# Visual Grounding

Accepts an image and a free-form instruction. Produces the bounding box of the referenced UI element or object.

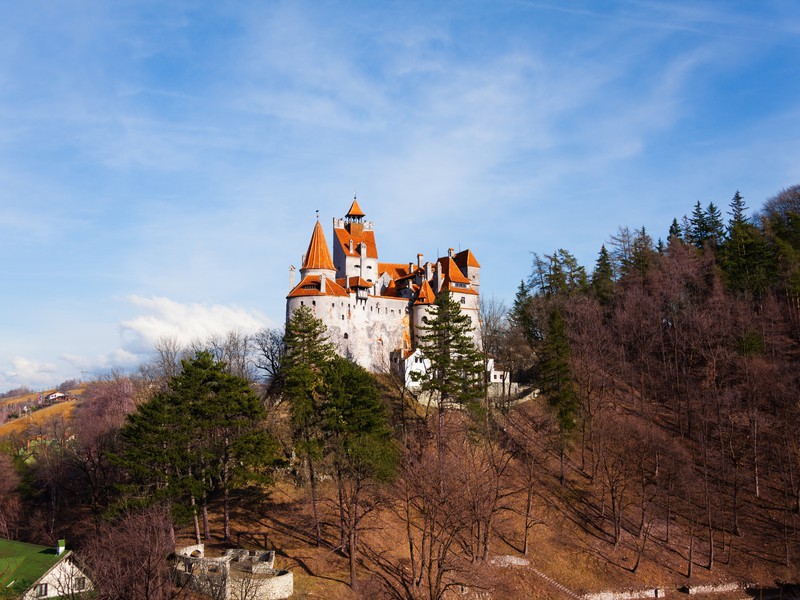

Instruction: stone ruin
[174,544,293,600]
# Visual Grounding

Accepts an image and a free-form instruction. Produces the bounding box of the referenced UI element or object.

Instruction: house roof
[287,274,349,298]
[454,249,480,269]
[438,257,471,284]
[379,263,411,280]
[414,279,436,305]
[346,197,366,218]
[333,227,378,259]
[302,221,336,272]
[0,539,65,595]
[344,276,373,289]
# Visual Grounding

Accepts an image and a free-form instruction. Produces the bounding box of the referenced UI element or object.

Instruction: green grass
[0,539,62,597]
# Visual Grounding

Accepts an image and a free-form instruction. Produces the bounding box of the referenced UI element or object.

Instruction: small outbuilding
[0,538,93,599]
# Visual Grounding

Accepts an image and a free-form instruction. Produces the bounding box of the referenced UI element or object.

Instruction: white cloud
[119,295,272,354]
[1,357,57,388]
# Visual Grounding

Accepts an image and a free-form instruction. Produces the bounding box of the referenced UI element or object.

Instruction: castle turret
[333,196,379,283]
[300,219,336,280]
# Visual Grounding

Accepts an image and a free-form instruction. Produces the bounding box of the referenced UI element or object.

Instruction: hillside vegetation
[1,186,800,599]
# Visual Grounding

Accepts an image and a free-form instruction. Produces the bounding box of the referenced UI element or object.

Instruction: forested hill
[495,184,800,580]
[2,185,800,598]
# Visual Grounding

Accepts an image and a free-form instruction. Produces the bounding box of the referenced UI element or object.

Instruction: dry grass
[0,400,76,437]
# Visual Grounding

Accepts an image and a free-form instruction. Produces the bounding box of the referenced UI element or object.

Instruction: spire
[302,220,335,272]
[346,195,365,220]
[414,279,436,305]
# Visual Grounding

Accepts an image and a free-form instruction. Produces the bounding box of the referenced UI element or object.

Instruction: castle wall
[287,294,410,372]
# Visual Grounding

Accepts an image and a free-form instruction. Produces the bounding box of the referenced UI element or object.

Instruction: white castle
[286,198,482,378]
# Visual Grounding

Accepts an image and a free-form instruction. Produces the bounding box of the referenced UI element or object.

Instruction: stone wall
[174,545,292,600]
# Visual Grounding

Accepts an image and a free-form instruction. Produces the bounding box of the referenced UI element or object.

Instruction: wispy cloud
[119,295,271,354]
[1,357,58,389]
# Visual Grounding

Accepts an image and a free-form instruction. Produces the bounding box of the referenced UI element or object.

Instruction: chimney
[425,261,432,281]
[448,248,454,258]
[320,273,326,294]
[408,262,413,274]
[57,539,66,555]
[435,264,444,292]
[417,253,424,268]
[289,265,295,289]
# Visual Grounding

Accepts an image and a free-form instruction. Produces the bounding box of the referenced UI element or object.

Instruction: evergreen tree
[625,226,654,279]
[668,218,683,244]
[509,280,538,344]
[728,190,748,228]
[537,306,579,483]
[530,250,588,298]
[590,244,615,305]
[706,202,725,246]
[322,356,397,590]
[281,305,336,545]
[183,352,278,541]
[719,220,774,298]
[413,290,484,412]
[689,201,710,249]
[116,351,277,542]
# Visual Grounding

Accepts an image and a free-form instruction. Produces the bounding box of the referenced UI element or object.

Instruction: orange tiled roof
[346,197,366,218]
[454,249,480,269]
[379,263,411,280]
[438,257,471,284]
[380,281,403,298]
[287,274,349,298]
[441,281,478,295]
[333,227,378,259]
[414,279,436,305]
[347,276,372,289]
[395,267,426,284]
[302,221,335,271]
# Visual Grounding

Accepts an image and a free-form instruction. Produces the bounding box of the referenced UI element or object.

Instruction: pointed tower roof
[414,279,436,305]
[346,196,366,219]
[302,220,335,272]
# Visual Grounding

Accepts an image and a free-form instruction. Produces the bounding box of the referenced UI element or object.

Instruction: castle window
[35,584,48,597]
[341,315,345,320]
[332,303,335,307]
[461,297,466,304]
[312,300,316,306]
[300,301,304,306]
[344,333,349,339]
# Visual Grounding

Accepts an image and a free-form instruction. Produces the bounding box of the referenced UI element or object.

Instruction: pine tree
[414,290,484,411]
[689,201,709,248]
[591,245,615,305]
[281,305,336,545]
[537,306,579,483]
[706,202,725,247]
[509,280,539,344]
[728,190,748,228]
[116,351,277,542]
[322,356,397,591]
[668,218,683,244]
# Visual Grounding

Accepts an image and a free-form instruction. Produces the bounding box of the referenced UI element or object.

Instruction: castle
[286,198,481,377]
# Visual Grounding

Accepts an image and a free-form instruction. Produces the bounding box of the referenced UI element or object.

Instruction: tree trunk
[523,482,533,556]
[191,495,201,545]
[308,455,322,546]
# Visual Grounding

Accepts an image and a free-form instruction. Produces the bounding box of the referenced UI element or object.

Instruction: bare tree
[253,327,285,396]
[0,453,20,538]
[82,505,180,600]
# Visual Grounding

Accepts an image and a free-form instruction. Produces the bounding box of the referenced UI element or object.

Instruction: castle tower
[332,196,379,285]
[300,219,336,280]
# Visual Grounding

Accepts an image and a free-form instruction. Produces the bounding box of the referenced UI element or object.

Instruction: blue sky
[2,1,799,390]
